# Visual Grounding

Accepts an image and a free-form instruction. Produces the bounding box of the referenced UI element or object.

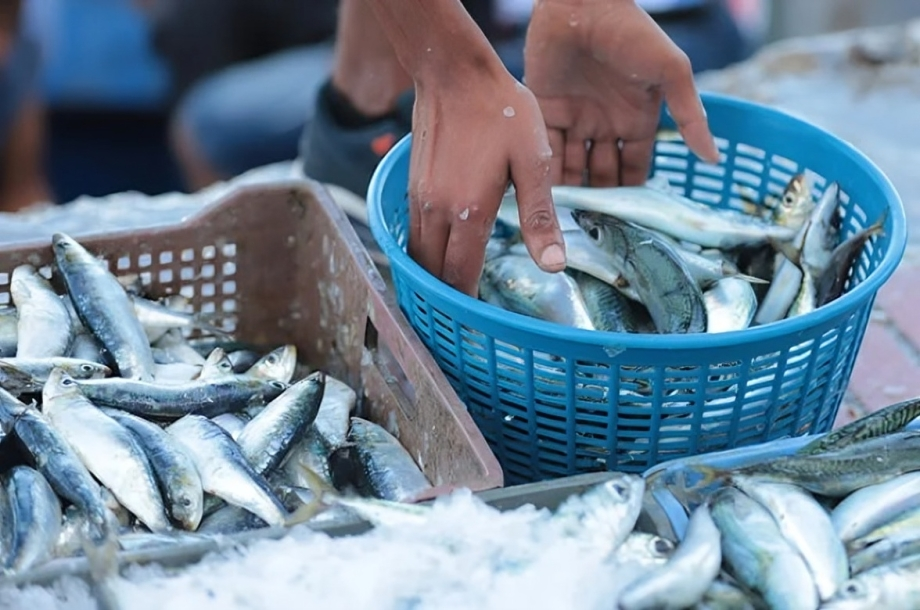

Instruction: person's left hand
[523,0,720,187]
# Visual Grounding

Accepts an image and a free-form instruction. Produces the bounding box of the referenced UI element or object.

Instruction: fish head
[773,173,814,230]
[200,347,234,379]
[66,360,112,380]
[821,579,882,610]
[42,367,84,402]
[570,210,606,244]
[246,345,297,383]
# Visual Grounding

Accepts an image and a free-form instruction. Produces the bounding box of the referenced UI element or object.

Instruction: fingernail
[540,244,566,270]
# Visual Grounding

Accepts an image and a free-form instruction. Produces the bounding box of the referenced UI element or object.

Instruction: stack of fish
[483,174,887,334]
[0,233,433,578]
[645,396,920,609]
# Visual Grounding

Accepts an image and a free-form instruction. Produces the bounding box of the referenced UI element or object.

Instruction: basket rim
[367,91,908,350]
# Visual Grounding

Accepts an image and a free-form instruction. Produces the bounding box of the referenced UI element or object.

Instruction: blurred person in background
[160,0,760,194]
[0,0,52,212]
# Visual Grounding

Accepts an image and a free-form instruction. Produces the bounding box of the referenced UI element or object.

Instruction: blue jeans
[176,1,750,178]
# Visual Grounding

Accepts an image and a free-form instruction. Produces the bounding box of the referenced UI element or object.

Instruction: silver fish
[69,330,107,364]
[210,412,251,440]
[822,554,920,610]
[130,294,229,343]
[544,185,797,249]
[0,308,17,357]
[703,278,757,333]
[7,392,114,550]
[618,504,722,610]
[153,362,203,385]
[42,369,170,532]
[52,233,156,382]
[0,362,41,395]
[786,269,817,319]
[0,357,110,385]
[74,375,288,419]
[552,473,645,554]
[710,487,819,610]
[167,414,288,528]
[572,270,652,333]
[815,211,887,308]
[280,427,335,488]
[731,476,847,601]
[771,173,815,231]
[849,527,920,575]
[102,408,204,531]
[10,265,74,358]
[313,376,356,449]
[572,210,707,334]
[4,466,62,572]
[776,182,841,278]
[196,347,235,380]
[338,417,432,503]
[480,253,596,330]
[236,372,326,476]
[831,470,920,543]
[611,531,674,568]
[243,345,297,384]
[153,328,208,366]
[196,504,269,535]
[753,250,805,325]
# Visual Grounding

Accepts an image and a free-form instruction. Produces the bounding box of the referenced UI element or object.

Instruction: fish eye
[844,583,862,596]
[270,381,285,390]
[611,482,628,496]
[80,364,94,372]
[181,497,192,507]
[267,355,278,365]
[653,539,673,554]
[782,193,795,207]
[587,227,602,242]
[61,377,75,386]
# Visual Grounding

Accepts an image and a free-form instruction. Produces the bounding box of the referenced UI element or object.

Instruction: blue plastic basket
[366,92,907,485]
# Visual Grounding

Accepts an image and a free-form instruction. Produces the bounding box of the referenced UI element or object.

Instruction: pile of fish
[645,395,920,609]
[0,233,433,580]
[483,174,887,334]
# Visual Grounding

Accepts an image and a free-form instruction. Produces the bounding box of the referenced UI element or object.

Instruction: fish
[73,375,288,419]
[279,428,335,488]
[785,269,817,319]
[850,505,920,550]
[848,527,920,575]
[695,578,761,610]
[771,173,815,231]
[571,210,707,334]
[0,308,18,357]
[10,264,74,358]
[130,294,229,343]
[709,486,819,610]
[166,414,288,528]
[52,233,156,382]
[480,253,596,330]
[773,182,842,279]
[210,412,251,440]
[8,392,115,550]
[101,408,204,531]
[731,476,847,601]
[572,270,653,333]
[822,554,920,610]
[830,470,920,543]
[196,347,235,380]
[0,357,110,387]
[706,430,920,497]
[236,371,326,476]
[226,350,262,373]
[242,345,298,384]
[551,473,645,553]
[196,503,269,535]
[703,278,758,333]
[69,331,107,365]
[618,504,722,610]
[330,417,432,503]
[42,368,171,532]
[798,396,920,455]
[815,211,887,307]
[153,329,208,366]
[4,466,62,572]
[611,531,675,568]
[313,376,356,449]
[0,362,42,395]
[521,185,798,249]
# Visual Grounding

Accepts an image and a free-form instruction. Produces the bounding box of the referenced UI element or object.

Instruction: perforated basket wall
[368,92,907,485]
[0,182,503,495]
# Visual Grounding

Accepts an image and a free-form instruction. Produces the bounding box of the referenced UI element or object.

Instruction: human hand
[523,0,720,187]
[407,63,566,297]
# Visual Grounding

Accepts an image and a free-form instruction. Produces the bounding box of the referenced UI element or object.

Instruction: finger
[619,138,656,186]
[408,200,452,280]
[587,140,620,187]
[562,135,588,186]
[660,54,720,164]
[547,128,565,185]
[511,144,566,274]
[441,205,495,297]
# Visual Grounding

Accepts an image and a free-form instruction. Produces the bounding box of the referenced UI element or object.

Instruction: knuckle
[522,208,556,231]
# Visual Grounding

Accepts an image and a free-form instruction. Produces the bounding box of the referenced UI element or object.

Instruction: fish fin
[0,362,38,394]
[733,273,770,285]
[284,462,338,527]
[689,464,731,489]
[80,510,124,610]
[767,236,801,267]
[868,207,889,237]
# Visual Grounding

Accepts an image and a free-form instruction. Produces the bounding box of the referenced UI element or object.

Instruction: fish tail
[868,208,889,237]
[80,510,124,610]
[734,273,770,285]
[284,462,337,527]
[691,464,731,488]
[191,314,235,339]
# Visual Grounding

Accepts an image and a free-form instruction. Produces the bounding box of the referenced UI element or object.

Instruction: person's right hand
[407,62,566,297]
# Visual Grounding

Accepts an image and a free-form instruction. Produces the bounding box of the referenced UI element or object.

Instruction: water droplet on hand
[459,208,470,221]
[503,106,516,118]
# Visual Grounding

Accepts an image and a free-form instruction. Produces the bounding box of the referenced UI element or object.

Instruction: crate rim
[367,91,907,350]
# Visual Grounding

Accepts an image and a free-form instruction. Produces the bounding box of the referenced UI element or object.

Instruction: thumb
[510,141,566,273]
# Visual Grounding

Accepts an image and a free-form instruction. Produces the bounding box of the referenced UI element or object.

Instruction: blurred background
[4,0,920,209]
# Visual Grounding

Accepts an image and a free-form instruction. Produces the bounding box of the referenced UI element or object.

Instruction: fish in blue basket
[815,209,888,308]
[702,278,758,333]
[770,173,816,231]
[571,210,708,335]
[480,252,597,330]
[570,270,654,333]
